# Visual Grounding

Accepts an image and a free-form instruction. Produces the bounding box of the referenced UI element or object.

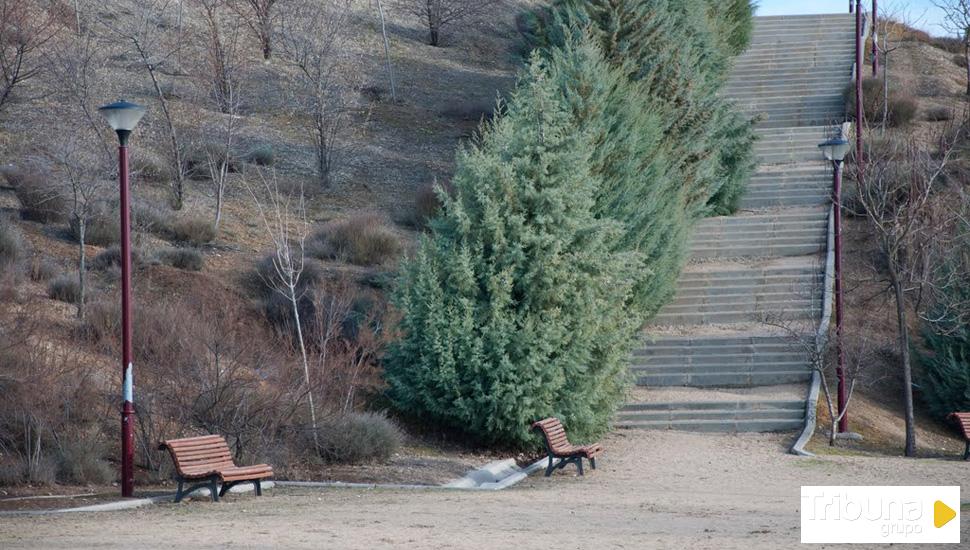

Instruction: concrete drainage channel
[0,458,552,516]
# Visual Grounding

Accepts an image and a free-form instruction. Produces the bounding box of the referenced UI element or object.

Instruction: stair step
[615,418,805,432]
[617,407,805,422]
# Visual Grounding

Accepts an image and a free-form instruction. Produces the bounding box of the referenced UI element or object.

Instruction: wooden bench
[947,412,970,460]
[158,434,274,502]
[531,417,603,477]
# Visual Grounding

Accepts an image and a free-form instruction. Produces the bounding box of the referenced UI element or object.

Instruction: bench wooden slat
[159,434,274,502]
[530,417,603,477]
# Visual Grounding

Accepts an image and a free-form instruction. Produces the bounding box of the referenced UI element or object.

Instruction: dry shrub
[954,54,968,69]
[917,78,945,98]
[931,36,964,54]
[0,315,108,485]
[243,144,275,166]
[156,247,204,271]
[29,256,58,282]
[90,245,145,271]
[250,255,325,337]
[309,213,401,266]
[47,274,80,303]
[926,106,954,122]
[69,207,119,247]
[317,412,402,463]
[171,216,216,245]
[888,95,918,127]
[185,142,238,180]
[440,99,495,122]
[846,79,919,127]
[0,218,24,273]
[131,149,173,183]
[82,294,292,476]
[132,200,176,238]
[2,166,67,224]
[401,181,452,229]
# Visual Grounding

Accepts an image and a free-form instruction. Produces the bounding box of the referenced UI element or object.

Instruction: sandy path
[2,431,968,549]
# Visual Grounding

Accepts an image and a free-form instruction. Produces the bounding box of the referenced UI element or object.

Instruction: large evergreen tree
[541,31,688,317]
[527,0,756,218]
[385,58,642,447]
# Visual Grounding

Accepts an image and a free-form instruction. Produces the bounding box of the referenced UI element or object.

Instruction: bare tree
[230,0,281,60]
[398,0,499,47]
[42,134,108,320]
[279,0,360,188]
[761,260,872,447]
[375,0,397,101]
[104,0,189,209]
[853,125,962,456]
[43,28,113,161]
[246,168,319,450]
[192,0,246,232]
[0,0,64,114]
[934,0,970,95]
[873,6,906,131]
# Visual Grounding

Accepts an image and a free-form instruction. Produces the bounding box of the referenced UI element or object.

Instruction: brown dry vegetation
[820,28,970,456]
[0,0,539,489]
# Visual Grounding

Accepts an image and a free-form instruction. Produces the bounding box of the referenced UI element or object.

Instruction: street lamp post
[98,100,146,498]
[819,134,851,434]
[873,0,879,76]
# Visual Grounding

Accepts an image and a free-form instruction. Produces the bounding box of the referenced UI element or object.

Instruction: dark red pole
[856,0,864,166]
[872,0,879,76]
[118,138,135,498]
[833,160,848,434]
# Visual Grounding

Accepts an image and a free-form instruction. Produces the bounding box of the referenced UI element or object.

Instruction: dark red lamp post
[872,0,879,76]
[98,100,146,498]
[819,134,852,434]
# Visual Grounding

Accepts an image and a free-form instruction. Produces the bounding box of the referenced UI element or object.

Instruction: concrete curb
[0,481,276,517]
[0,457,554,516]
[790,205,837,457]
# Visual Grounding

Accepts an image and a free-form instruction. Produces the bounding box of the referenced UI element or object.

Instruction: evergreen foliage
[528,0,757,218]
[918,325,970,420]
[388,1,755,446]
[385,59,642,447]
[540,31,687,317]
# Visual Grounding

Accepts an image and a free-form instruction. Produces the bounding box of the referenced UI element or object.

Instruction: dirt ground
[3,430,968,550]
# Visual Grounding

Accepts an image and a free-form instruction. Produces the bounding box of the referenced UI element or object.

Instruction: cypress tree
[528,0,757,218]
[918,326,970,420]
[540,30,688,317]
[385,56,642,447]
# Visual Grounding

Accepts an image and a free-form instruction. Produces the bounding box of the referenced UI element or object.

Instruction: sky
[755,0,950,36]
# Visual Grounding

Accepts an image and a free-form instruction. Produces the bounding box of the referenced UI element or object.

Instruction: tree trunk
[965,31,970,96]
[376,0,396,102]
[76,218,86,320]
[890,265,916,456]
[139,45,185,209]
[882,46,889,132]
[290,289,319,451]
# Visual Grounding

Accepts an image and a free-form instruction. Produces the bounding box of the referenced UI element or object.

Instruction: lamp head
[818,136,850,164]
[98,100,146,145]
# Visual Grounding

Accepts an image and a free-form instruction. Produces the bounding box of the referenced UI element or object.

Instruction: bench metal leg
[576,458,584,476]
[964,441,969,461]
[589,457,596,470]
[219,479,264,497]
[544,455,555,477]
[174,476,219,503]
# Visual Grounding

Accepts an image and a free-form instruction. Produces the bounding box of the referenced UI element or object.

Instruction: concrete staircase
[618,13,854,432]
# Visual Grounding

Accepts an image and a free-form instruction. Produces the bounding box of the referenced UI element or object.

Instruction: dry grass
[309,213,402,266]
